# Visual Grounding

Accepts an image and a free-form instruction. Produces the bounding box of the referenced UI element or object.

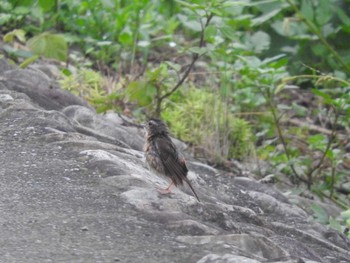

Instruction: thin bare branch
[304,107,339,189]
[269,102,307,184]
[159,13,214,102]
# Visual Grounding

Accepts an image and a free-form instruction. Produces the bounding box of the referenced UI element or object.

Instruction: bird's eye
[148,120,156,126]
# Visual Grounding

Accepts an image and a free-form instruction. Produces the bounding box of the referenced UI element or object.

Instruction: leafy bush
[255,0,350,76]
[161,87,254,161]
[59,68,123,113]
[312,204,350,237]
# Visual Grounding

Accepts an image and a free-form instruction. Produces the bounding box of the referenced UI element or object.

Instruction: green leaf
[118,27,133,45]
[175,0,202,9]
[301,0,314,22]
[311,43,327,56]
[277,104,291,110]
[247,31,270,53]
[165,61,181,72]
[30,5,44,23]
[272,19,316,39]
[13,0,33,7]
[292,102,308,117]
[311,89,334,104]
[252,8,281,26]
[204,25,217,41]
[0,1,12,11]
[328,217,342,232]
[221,0,277,8]
[27,32,68,61]
[248,0,282,6]
[315,1,332,26]
[236,55,262,68]
[188,47,208,56]
[271,57,289,69]
[147,64,168,81]
[177,14,202,32]
[3,29,26,43]
[307,134,327,151]
[19,55,40,68]
[3,44,33,58]
[322,23,337,38]
[63,33,82,44]
[0,14,12,26]
[61,68,72,76]
[13,6,30,15]
[336,7,350,27]
[101,0,115,8]
[38,0,55,11]
[311,204,328,224]
[333,70,346,80]
[262,54,286,66]
[341,209,350,219]
[126,81,156,107]
[220,25,236,40]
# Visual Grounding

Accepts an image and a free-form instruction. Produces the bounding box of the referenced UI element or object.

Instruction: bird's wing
[154,136,188,186]
[154,136,200,201]
[154,136,201,202]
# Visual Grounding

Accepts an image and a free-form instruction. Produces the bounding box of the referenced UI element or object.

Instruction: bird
[143,118,200,202]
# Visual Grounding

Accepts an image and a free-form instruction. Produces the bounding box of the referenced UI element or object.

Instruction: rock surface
[0,59,349,263]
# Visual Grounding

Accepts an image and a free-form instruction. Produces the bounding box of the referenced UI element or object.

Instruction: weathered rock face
[0,59,349,263]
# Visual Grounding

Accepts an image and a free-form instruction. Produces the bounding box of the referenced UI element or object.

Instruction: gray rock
[29,63,62,80]
[0,58,15,73]
[0,67,90,110]
[0,59,349,263]
[0,93,14,102]
[234,176,290,203]
[197,254,261,263]
[62,105,144,150]
[177,233,289,260]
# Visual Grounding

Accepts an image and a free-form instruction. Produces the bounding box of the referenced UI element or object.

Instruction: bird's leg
[156,181,174,195]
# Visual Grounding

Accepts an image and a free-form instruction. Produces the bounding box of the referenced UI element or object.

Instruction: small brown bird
[143,118,200,202]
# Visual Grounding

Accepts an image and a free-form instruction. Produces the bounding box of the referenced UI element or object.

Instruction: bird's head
[144,118,169,137]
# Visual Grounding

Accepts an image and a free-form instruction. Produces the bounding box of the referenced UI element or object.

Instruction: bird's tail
[184,178,200,202]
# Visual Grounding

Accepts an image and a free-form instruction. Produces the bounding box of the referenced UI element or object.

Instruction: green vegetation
[59,68,124,113]
[161,86,254,160]
[1,0,350,234]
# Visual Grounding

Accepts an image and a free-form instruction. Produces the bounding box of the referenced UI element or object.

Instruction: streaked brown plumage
[144,118,200,202]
